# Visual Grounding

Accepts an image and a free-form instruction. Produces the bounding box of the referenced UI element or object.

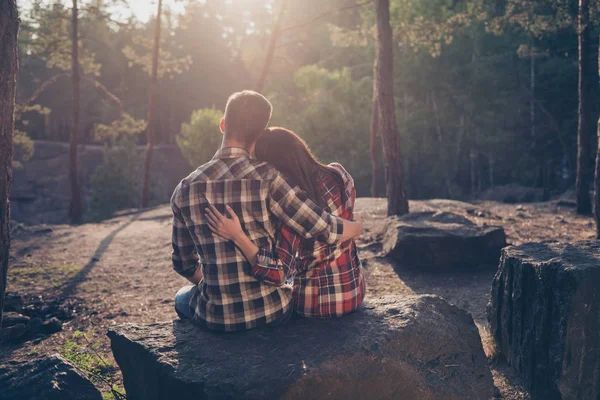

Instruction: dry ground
[1,198,595,399]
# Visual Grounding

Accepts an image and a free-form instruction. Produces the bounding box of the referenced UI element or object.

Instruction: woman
[205,127,365,318]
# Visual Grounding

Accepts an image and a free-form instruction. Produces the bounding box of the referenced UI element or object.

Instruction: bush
[176,108,223,167]
[89,138,142,221]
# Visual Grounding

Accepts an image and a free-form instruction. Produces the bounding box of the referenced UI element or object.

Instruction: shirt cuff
[253,249,286,286]
[325,214,345,245]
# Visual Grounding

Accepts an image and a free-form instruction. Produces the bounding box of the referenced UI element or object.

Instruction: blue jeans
[175,285,196,320]
[174,284,293,329]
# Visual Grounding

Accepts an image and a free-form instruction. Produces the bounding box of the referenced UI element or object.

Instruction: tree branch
[280,0,374,34]
[20,73,70,109]
[84,77,124,115]
[19,73,123,116]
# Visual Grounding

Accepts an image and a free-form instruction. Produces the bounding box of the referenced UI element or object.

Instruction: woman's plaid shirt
[170,147,345,331]
[253,163,366,318]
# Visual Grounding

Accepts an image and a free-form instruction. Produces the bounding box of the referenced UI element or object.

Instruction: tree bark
[370,88,380,197]
[576,0,592,214]
[594,35,600,238]
[141,0,163,208]
[69,0,83,224]
[255,0,288,93]
[374,0,409,216]
[0,0,19,330]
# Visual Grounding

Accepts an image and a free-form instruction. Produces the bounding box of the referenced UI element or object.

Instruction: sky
[18,0,188,23]
[110,0,187,22]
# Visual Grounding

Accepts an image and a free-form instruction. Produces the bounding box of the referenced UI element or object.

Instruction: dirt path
[2,198,595,399]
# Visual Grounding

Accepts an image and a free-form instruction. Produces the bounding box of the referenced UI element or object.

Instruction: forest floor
[1,197,596,399]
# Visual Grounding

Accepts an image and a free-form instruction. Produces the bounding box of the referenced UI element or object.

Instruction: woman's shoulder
[327,163,354,188]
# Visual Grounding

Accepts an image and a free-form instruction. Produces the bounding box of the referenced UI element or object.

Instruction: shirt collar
[212,147,254,160]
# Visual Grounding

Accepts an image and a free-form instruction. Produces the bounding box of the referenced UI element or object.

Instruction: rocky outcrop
[109,295,493,400]
[11,140,193,224]
[488,241,600,400]
[382,211,506,268]
[0,354,102,400]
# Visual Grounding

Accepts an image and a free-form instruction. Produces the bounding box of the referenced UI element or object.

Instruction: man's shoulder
[173,158,280,193]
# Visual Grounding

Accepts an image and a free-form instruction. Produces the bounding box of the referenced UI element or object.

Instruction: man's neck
[221,139,254,154]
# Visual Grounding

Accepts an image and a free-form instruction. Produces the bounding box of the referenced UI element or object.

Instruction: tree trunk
[576,0,592,214]
[374,0,409,216]
[370,88,380,197]
[69,0,82,224]
[141,0,163,208]
[594,35,600,238]
[0,0,19,330]
[255,0,288,93]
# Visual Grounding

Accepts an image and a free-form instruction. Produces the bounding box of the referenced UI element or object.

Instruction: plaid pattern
[171,147,345,331]
[255,163,366,318]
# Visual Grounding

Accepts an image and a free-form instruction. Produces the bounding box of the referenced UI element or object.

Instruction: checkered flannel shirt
[253,163,366,318]
[170,147,345,331]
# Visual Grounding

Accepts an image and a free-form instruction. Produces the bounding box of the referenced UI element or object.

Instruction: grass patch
[9,262,83,289]
[60,331,126,400]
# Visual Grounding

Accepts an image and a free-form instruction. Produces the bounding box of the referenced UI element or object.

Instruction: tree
[255,0,289,92]
[0,0,19,329]
[141,0,163,209]
[374,0,409,216]
[594,34,600,238]
[576,0,592,214]
[70,0,83,223]
[370,92,380,197]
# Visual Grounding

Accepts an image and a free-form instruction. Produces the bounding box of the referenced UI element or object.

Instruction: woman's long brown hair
[255,127,345,209]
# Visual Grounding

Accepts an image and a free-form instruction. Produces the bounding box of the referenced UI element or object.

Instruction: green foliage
[93,113,147,143]
[61,330,126,400]
[90,138,142,220]
[13,130,34,169]
[271,66,372,193]
[176,108,223,167]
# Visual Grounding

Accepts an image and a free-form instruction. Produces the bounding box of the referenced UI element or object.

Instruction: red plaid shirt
[253,163,366,317]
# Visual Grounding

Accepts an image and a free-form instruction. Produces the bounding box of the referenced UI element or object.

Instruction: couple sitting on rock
[171,90,366,332]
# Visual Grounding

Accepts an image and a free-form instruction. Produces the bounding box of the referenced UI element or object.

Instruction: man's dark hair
[223,90,273,145]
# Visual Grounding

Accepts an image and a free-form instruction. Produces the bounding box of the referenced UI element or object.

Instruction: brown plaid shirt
[170,147,344,331]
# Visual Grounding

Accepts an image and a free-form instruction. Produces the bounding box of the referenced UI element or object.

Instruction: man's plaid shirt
[170,147,345,331]
[253,163,366,318]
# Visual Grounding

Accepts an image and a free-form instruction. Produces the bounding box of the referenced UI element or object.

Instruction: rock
[0,354,103,400]
[383,212,506,268]
[479,184,545,204]
[487,241,600,400]
[41,317,63,334]
[2,312,30,327]
[4,294,24,313]
[109,295,493,400]
[0,323,29,342]
[28,317,43,335]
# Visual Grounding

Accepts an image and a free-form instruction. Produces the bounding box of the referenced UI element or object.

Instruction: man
[171,90,362,332]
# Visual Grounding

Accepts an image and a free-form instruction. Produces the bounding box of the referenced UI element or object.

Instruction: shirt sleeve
[171,188,201,278]
[251,225,300,286]
[268,172,344,245]
[329,162,356,213]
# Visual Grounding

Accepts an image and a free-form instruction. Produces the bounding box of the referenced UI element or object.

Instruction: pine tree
[0,0,19,329]
[375,0,409,216]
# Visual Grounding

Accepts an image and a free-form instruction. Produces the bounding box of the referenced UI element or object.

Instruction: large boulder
[383,211,506,268]
[109,295,493,400]
[488,241,600,400]
[0,354,102,400]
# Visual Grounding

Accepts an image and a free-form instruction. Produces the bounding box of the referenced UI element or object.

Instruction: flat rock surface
[383,211,506,268]
[488,241,600,400]
[0,353,102,400]
[109,295,493,400]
